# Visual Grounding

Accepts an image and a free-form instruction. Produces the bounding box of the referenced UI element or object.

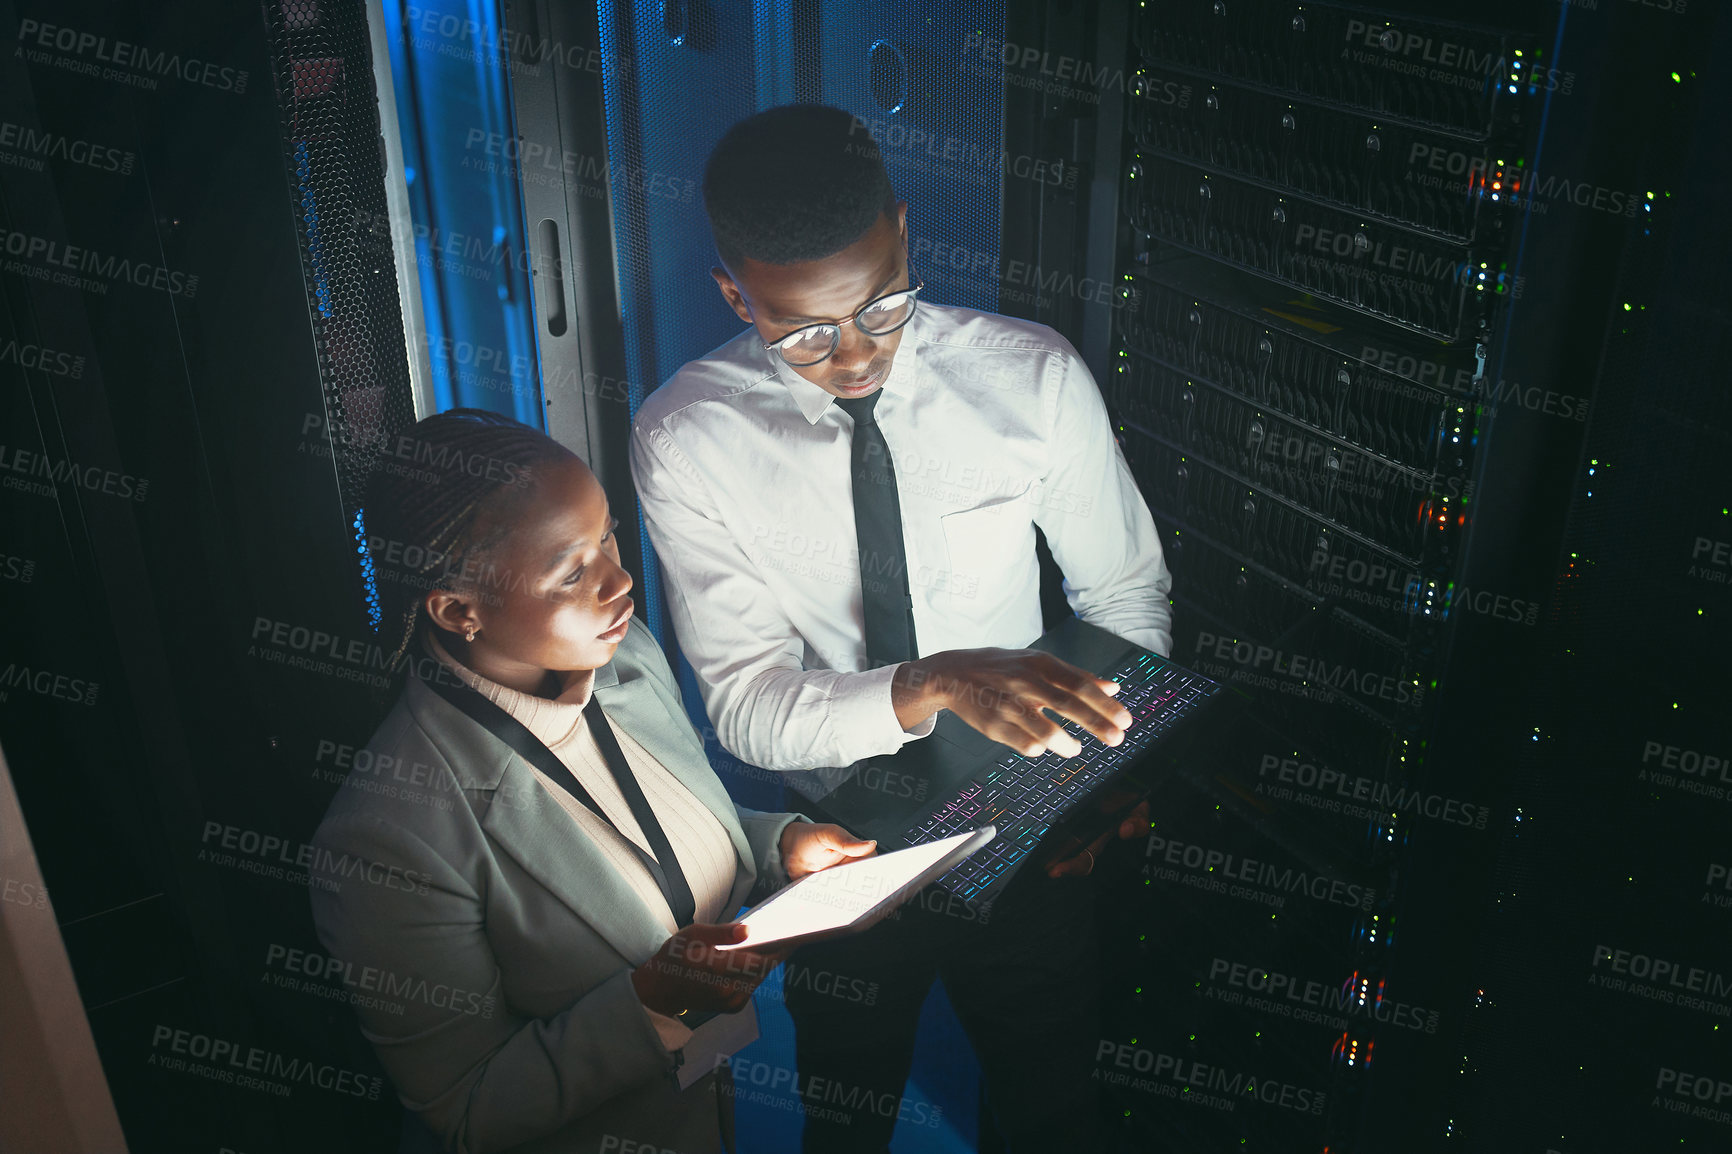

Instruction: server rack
[1090,3,1553,1148]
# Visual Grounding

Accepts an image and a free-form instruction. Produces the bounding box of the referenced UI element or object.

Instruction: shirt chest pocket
[939,488,1036,601]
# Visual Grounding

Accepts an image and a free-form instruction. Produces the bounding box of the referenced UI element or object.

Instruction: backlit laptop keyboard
[902,652,1220,907]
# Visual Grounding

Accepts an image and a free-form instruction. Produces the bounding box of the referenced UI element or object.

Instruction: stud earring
[464,624,478,643]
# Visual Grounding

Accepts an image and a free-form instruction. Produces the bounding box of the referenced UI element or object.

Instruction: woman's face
[426,454,634,692]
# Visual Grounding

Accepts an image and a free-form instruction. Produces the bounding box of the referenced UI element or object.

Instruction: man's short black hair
[703,104,898,269]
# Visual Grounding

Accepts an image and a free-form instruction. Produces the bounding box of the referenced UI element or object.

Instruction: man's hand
[779,822,878,881]
[1046,798,1150,879]
[630,923,788,1017]
[892,647,1133,758]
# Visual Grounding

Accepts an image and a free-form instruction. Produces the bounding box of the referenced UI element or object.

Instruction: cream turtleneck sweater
[421,629,738,1051]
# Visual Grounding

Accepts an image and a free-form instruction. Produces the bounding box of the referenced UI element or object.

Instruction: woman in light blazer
[310,409,875,1154]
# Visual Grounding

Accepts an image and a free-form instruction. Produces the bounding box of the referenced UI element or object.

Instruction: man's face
[712,203,911,400]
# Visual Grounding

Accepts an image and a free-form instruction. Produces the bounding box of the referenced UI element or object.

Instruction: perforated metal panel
[815,3,1005,312]
[262,0,418,539]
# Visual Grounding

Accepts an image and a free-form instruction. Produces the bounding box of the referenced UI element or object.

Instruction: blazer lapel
[478,755,673,965]
[589,666,757,889]
[406,673,676,963]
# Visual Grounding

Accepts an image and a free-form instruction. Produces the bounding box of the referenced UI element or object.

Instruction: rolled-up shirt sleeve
[631,421,934,773]
[1035,347,1175,658]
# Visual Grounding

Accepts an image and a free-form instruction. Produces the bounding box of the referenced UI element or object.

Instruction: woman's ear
[424,589,476,637]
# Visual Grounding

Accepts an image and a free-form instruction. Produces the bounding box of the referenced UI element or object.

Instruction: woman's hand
[630,923,788,1017]
[779,822,878,881]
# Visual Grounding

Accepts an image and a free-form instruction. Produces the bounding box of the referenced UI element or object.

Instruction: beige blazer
[309,619,803,1154]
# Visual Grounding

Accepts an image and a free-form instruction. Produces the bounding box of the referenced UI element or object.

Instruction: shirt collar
[420,627,597,749]
[771,304,924,425]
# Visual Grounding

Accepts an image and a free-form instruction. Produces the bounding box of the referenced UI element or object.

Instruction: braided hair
[360,408,574,701]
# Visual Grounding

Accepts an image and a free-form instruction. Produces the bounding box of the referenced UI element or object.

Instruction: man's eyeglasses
[762,272,924,368]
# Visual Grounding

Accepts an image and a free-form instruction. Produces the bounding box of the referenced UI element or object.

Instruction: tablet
[714,826,997,952]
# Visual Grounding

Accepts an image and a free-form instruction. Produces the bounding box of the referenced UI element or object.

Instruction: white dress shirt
[630,301,1173,795]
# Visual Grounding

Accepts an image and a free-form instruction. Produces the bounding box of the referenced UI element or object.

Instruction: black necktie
[836,390,918,668]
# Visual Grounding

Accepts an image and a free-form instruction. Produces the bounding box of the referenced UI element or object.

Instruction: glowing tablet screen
[717,829,989,950]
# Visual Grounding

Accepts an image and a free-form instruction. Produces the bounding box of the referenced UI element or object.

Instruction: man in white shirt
[630,104,1174,1152]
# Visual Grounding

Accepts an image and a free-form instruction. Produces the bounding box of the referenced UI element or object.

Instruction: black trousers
[782,796,1104,1153]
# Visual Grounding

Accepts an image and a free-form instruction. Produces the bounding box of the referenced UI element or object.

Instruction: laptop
[813,617,1226,910]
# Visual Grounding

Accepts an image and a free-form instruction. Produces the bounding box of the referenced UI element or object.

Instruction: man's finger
[981,713,1052,758]
[997,709,1080,758]
[1038,722,1084,759]
[1007,659,1132,747]
[1030,684,1131,748]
